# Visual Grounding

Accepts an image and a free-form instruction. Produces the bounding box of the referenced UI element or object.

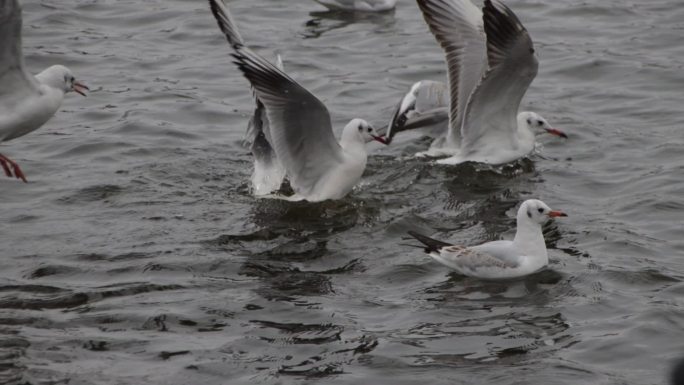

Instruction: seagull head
[519,199,567,226]
[345,118,388,145]
[519,111,567,139]
[38,65,89,97]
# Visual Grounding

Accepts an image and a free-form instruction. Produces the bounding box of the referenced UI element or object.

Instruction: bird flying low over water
[208,0,388,202]
[409,199,567,280]
[0,0,88,182]
[386,0,566,164]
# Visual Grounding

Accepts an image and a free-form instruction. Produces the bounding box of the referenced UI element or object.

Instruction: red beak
[72,81,89,97]
[548,210,567,218]
[545,127,568,139]
[372,135,389,145]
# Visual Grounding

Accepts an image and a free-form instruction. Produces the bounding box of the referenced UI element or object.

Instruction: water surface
[1,0,684,384]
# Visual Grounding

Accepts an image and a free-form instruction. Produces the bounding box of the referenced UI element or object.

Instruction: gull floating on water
[408,199,567,280]
[313,0,397,12]
[0,0,88,182]
[387,0,566,164]
[208,0,387,202]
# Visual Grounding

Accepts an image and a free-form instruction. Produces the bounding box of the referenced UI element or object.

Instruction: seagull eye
[367,127,372,133]
[537,120,543,126]
[526,119,532,125]
[537,208,544,213]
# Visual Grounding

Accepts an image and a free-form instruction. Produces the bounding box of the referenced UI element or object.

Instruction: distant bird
[0,0,88,182]
[387,0,566,164]
[408,199,567,280]
[208,0,387,202]
[313,0,397,12]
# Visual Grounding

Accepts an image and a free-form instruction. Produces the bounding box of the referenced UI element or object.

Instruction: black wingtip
[407,231,452,253]
[207,0,244,49]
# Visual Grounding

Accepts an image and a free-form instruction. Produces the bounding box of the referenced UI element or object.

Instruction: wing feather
[0,0,39,102]
[416,0,487,148]
[460,0,538,153]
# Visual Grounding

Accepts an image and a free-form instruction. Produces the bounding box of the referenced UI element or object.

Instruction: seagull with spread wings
[387,0,566,164]
[208,0,387,202]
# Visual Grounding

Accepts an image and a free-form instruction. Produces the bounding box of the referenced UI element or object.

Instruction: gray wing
[0,0,39,102]
[245,54,284,157]
[460,0,538,153]
[436,244,519,271]
[416,0,487,148]
[385,80,449,142]
[208,0,345,197]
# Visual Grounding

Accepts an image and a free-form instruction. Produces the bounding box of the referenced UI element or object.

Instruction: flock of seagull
[0,0,570,281]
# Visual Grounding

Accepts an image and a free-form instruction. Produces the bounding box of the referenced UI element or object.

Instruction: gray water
[1,0,684,384]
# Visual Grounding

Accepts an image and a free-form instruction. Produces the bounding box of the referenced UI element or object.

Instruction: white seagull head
[518,111,567,139]
[518,199,567,226]
[343,118,387,145]
[37,65,89,97]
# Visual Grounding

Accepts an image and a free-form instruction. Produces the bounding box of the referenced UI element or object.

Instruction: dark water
[2,0,684,384]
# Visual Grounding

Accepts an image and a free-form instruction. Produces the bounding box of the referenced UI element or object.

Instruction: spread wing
[209,0,345,197]
[416,0,487,148]
[0,0,40,103]
[460,0,538,154]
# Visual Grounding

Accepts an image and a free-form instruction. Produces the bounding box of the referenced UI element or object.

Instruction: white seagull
[208,0,387,202]
[313,0,397,12]
[387,0,566,164]
[0,0,88,182]
[409,199,567,280]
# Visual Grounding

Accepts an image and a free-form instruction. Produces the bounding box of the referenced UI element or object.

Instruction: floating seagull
[408,199,567,280]
[0,0,88,182]
[388,0,566,164]
[313,0,397,12]
[208,0,387,202]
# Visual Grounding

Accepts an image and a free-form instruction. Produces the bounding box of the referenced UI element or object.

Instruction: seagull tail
[407,231,452,253]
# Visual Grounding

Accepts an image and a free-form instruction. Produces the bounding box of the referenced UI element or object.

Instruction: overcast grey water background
[1,0,684,384]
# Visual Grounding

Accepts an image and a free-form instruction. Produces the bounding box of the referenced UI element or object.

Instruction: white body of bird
[409,199,567,280]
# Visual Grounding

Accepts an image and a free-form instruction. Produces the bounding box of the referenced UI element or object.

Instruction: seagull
[208,0,388,202]
[0,0,88,182]
[387,0,566,164]
[408,199,567,280]
[312,0,397,12]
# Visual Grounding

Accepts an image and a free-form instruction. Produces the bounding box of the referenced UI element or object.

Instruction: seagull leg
[0,154,27,183]
[0,158,12,177]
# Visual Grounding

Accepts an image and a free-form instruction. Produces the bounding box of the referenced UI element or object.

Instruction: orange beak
[548,210,567,218]
[372,134,388,145]
[545,127,568,139]
[72,81,89,97]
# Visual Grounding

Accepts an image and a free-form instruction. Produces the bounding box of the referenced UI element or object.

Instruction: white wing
[0,0,40,104]
[416,0,487,148]
[460,0,538,154]
[209,0,345,197]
